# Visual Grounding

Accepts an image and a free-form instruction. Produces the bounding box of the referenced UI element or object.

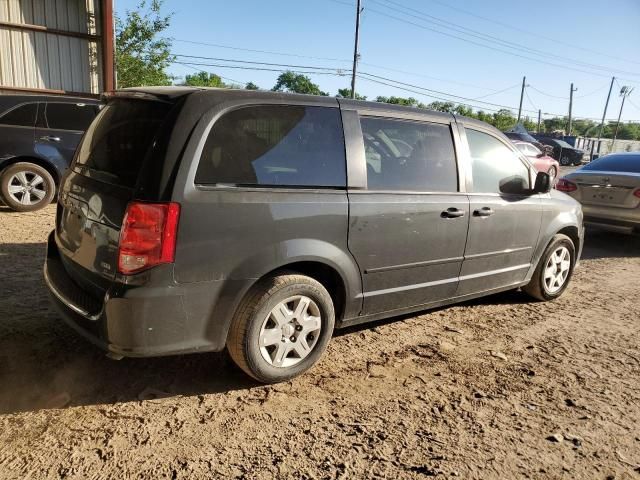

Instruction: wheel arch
[0,155,62,185]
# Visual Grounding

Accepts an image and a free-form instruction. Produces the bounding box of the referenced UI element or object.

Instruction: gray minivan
[44,87,584,383]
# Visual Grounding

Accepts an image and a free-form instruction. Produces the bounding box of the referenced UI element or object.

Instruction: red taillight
[633,189,640,199]
[555,178,578,193]
[118,202,180,275]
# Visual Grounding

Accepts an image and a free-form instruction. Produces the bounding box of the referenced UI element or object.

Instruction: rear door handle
[441,207,465,219]
[40,136,61,142]
[473,207,494,217]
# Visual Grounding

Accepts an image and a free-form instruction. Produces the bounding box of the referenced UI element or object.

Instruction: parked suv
[0,95,101,211]
[45,87,584,383]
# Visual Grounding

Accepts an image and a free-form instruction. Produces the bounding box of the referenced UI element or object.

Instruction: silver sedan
[556,152,640,234]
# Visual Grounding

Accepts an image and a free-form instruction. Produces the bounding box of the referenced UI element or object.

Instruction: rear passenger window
[46,103,98,131]
[0,103,37,127]
[360,117,458,192]
[466,129,530,194]
[196,105,346,188]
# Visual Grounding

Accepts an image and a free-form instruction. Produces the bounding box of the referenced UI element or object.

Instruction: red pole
[101,0,115,92]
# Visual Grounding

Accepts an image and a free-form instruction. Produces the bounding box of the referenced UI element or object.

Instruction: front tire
[227,273,335,383]
[0,162,55,212]
[523,234,576,301]
[560,156,571,166]
[547,166,557,184]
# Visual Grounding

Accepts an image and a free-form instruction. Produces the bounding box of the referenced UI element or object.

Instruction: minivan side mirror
[533,171,551,194]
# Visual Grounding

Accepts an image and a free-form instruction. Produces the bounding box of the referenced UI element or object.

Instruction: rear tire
[227,272,335,383]
[560,156,571,166]
[547,166,557,184]
[523,234,576,301]
[0,162,55,212]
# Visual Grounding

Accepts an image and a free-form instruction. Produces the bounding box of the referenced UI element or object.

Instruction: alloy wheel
[259,295,322,368]
[7,171,48,206]
[543,246,571,294]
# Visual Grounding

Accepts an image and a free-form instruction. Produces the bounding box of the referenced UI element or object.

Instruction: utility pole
[567,83,577,135]
[517,76,526,123]
[595,76,615,155]
[537,109,541,133]
[612,86,634,144]
[350,0,362,99]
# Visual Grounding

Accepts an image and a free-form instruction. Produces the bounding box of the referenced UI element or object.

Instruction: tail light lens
[633,189,640,199]
[118,202,180,275]
[555,178,578,192]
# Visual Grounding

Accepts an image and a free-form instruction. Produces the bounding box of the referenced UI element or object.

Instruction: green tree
[427,101,456,113]
[183,71,227,88]
[376,96,426,108]
[245,81,260,90]
[115,0,174,88]
[337,88,367,100]
[491,109,517,131]
[272,71,328,95]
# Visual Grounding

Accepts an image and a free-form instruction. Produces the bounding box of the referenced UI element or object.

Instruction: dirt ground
[0,203,639,480]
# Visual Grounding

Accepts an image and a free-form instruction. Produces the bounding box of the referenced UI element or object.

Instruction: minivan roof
[112,86,463,120]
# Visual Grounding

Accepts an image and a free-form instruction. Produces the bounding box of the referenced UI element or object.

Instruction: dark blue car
[0,95,101,211]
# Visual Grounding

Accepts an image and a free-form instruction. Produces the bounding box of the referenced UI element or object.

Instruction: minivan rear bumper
[44,231,226,357]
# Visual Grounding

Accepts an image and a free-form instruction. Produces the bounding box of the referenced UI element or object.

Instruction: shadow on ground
[0,226,637,414]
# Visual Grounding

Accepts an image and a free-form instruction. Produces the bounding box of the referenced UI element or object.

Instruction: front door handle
[473,207,494,217]
[441,207,465,219]
[40,136,61,142]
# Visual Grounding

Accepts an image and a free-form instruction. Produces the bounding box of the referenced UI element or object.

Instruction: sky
[114,0,640,123]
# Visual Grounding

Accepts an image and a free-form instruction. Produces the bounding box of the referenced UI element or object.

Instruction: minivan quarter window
[45,102,98,131]
[196,105,346,188]
[0,103,37,127]
[361,117,458,192]
[466,128,530,194]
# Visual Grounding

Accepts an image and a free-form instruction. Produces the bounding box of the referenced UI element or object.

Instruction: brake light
[634,189,640,199]
[555,178,577,193]
[118,202,180,275]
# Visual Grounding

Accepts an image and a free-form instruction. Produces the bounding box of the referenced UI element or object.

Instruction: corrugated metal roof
[0,0,103,94]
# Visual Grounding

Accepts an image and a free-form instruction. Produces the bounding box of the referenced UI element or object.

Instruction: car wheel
[523,234,576,301]
[227,272,335,383]
[0,162,56,212]
[560,156,571,166]
[547,166,557,184]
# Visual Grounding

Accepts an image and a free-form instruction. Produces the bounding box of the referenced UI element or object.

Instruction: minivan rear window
[74,99,172,187]
[195,105,346,188]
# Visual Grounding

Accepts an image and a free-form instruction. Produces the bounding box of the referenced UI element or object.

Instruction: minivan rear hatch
[55,93,181,296]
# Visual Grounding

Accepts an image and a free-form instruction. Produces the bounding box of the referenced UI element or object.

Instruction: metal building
[0,0,114,97]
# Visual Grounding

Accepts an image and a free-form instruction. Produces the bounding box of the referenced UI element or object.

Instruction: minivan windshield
[74,99,172,187]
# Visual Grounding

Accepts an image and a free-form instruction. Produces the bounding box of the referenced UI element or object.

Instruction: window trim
[461,125,535,195]
[0,102,38,128]
[355,113,462,194]
[43,101,98,133]
[193,102,348,191]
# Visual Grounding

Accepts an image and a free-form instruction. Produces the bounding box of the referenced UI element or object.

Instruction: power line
[528,85,567,100]
[472,83,520,100]
[524,89,538,111]
[172,38,352,63]
[574,82,610,99]
[328,0,637,80]
[359,71,539,113]
[173,36,516,94]
[420,0,640,67]
[172,61,346,77]
[173,53,345,72]
[356,74,508,113]
[373,0,640,77]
